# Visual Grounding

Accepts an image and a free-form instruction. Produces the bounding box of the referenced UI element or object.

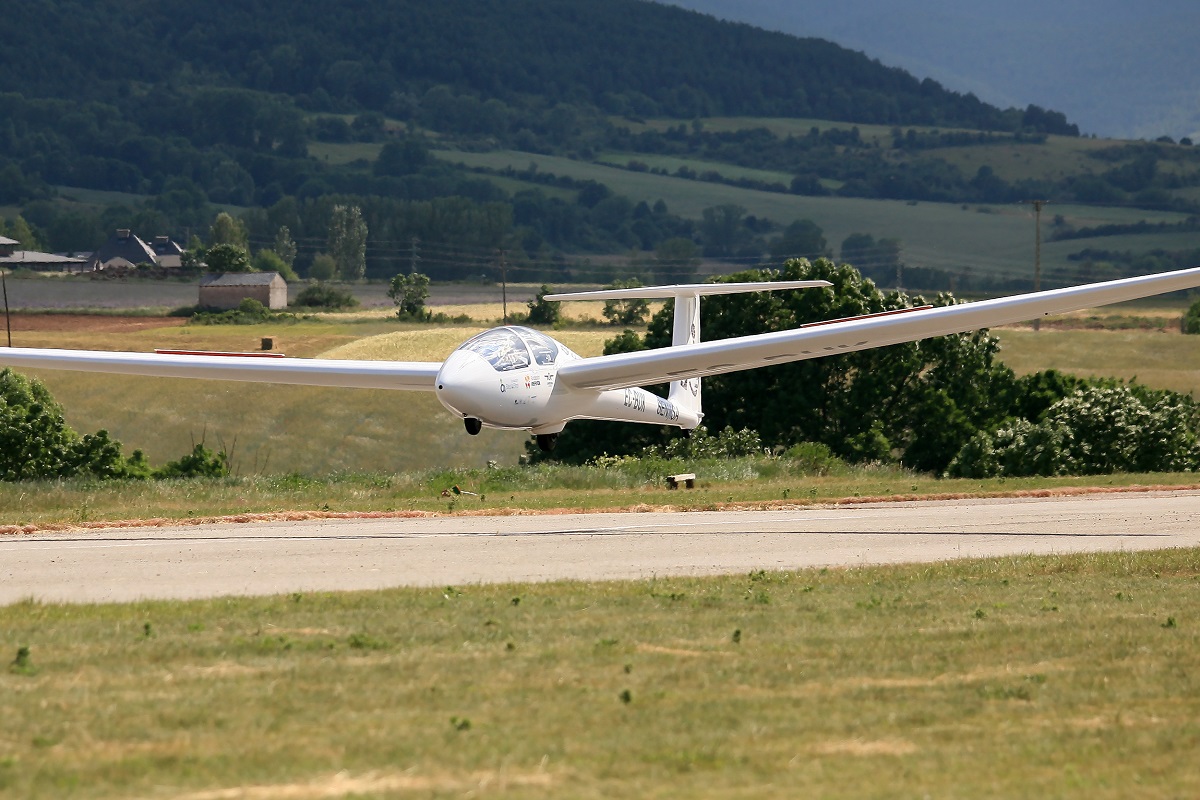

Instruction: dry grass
[2,549,1198,798]
[995,327,1200,396]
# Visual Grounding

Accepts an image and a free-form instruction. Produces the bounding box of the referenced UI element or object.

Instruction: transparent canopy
[457,326,574,372]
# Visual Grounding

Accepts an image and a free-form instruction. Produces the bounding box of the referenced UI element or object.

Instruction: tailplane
[544,280,831,428]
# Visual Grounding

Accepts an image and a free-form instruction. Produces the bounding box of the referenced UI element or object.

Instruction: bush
[292,283,360,309]
[1183,298,1200,334]
[191,298,294,325]
[525,285,561,326]
[153,443,230,479]
[946,384,1199,477]
[388,272,431,320]
[782,441,846,475]
[0,369,149,481]
[645,425,762,460]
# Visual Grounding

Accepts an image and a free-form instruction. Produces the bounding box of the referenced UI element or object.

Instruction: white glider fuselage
[434,325,698,435]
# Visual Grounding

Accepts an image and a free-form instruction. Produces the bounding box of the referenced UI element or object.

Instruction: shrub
[1184,298,1200,334]
[946,384,1199,477]
[153,443,230,479]
[292,283,360,310]
[0,369,149,481]
[782,441,846,475]
[525,285,561,326]
[388,272,431,320]
[646,425,763,460]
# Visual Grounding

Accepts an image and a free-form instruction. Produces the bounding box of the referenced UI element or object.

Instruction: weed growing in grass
[347,633,388,650]
[9,646,34,675]
[619,689,632,704]
[450,716,471,731]
[1163,616,1177,628]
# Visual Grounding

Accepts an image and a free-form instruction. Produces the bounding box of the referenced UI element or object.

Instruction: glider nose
[435,350,491,418]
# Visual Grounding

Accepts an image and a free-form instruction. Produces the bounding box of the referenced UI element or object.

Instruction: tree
[601,279,650,326]
[525,285,561,326]
[208,212,249,249]
[654,237,699,283]
[308,253,337,281]
[699,204,748,258]
[204,243,253,273]
[553,258,1018,470]
[1183,297,1200,334]
[0,369,144,481]
[328,204,368,280]
[253,249,297,281]
[388,272,430,319]
[3,215,45,252]
[273,226,297,270]
[769,219,827,261]
[374,138,429,177]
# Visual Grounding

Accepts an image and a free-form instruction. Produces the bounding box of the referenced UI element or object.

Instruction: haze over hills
[661,0,1200,141]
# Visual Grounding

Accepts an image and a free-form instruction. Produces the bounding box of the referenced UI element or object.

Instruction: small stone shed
[199,272,288,310]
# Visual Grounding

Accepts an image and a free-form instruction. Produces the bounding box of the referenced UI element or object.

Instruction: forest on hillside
[14,0,1196,286]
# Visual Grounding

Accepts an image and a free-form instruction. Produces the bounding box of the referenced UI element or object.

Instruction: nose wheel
[464,417,482,435]
[535,433,558,452]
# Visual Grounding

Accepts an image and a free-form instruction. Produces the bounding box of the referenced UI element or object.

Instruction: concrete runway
[2,491,1198,605]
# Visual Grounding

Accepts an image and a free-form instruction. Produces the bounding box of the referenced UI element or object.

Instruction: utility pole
[2,271,10,347]
[498,249,508,324]
[1026,200,1048,331]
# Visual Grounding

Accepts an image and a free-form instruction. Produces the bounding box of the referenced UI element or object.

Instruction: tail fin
[543,280,831,429]
[667,289,703,422]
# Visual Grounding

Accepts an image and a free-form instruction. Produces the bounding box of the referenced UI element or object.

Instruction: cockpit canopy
[457,326,576,372]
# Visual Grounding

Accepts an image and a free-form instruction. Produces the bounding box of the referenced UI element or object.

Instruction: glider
[2,267,1200,452]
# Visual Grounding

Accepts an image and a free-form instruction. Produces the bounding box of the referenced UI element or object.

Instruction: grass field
[4,297,1197,477]
[995,327,1200,397]
[2,549,1197,798]
[434,149,1189,285]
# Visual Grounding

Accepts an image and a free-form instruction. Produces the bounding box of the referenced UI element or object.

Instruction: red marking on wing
[799,305,934,328]
[154,349,287,358]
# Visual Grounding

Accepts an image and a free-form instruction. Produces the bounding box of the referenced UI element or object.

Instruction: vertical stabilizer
[541,280,831,430]
[667,290,702,424]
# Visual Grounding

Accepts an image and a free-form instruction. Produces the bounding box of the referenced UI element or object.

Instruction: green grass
[2,549,1198,798]
[1,460,1197,529]
[595,151,796,185]
[306,141,386,166]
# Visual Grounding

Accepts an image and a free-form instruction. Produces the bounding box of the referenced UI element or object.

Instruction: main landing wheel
[536,433,558,452]
[464,417,482,435]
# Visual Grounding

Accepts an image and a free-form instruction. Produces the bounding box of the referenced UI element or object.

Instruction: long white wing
[543,280,832,301]
[0,348,441,391]
[556,266,1200,391]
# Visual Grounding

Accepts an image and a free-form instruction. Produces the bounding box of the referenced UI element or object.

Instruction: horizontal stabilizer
[542,280,831,302]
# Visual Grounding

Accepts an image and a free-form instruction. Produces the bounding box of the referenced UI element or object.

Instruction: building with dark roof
[86,229,185,271]
[0,235,88,271]
[199,272,288,309]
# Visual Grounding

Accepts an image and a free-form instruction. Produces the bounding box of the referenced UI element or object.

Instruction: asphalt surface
[2,491,1198,605]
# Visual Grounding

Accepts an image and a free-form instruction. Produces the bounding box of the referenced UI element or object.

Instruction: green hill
[3,0,1197,292]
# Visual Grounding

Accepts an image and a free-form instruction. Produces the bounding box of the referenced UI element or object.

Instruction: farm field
[2,549,1198,798]
[995,327,1200,397]
[10,319,617,474]
[435,149,1189,285]
[0,274,542,313]
[2,295,1196,478]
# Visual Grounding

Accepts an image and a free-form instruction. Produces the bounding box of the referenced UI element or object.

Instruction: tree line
[537,259,1200,475]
